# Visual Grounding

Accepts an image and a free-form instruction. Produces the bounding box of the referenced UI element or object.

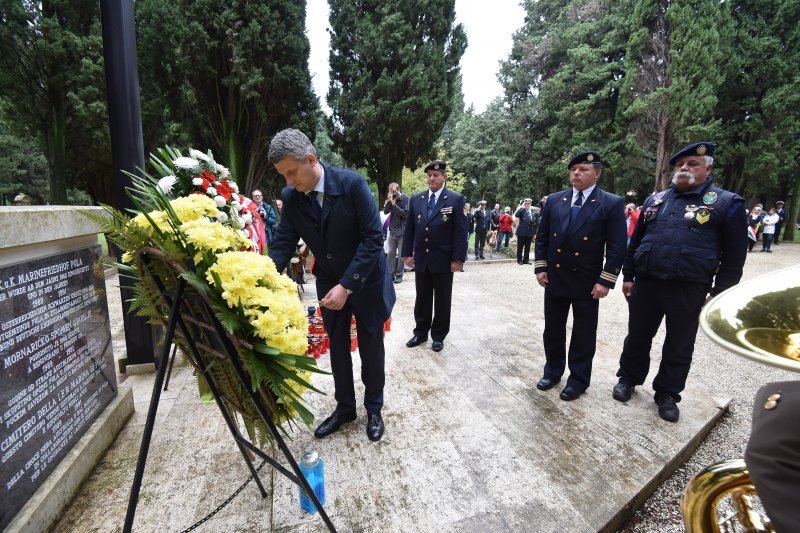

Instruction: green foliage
[0,0,111,204]
[327,0,467,196]
[135,0,319,198]
[0,126,49,204]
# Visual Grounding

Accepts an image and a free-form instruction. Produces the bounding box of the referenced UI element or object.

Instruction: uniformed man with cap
[402,161,468,352]
[611,141,747,422]
[534,151,627,401]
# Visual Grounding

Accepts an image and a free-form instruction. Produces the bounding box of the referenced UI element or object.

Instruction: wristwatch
[345,288,353,296]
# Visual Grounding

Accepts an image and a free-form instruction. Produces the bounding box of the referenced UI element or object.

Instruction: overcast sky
[305,0,526,114]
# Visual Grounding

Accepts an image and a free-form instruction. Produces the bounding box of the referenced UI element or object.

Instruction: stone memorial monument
[0,206,133,532]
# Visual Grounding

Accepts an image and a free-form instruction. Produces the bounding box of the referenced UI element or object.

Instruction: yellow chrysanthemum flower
[181,218,251,253]
[170,194,219,223]
[267,328,308,356]
[130,210,174,234]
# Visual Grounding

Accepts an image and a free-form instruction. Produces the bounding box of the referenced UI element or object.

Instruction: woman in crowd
[747,204,763,252]
[496,207,514,252]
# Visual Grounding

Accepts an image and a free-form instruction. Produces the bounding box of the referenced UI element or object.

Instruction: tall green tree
[136,0,319,195]
[327,0,467,195]
[500,0,632,200]
[0,0,111,204]
[448,100,514,203]
[618,0,726,191]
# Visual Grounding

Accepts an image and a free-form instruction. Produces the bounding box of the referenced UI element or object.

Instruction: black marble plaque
[0,246,116,530]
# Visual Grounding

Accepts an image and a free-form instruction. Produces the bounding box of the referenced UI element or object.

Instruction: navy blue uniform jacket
[534,187,627,299]
[401,188,468,273]
[269,163,395,333]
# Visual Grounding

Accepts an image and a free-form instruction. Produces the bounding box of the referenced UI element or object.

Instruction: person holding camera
[625,203,639,246]
[383,182,410,283]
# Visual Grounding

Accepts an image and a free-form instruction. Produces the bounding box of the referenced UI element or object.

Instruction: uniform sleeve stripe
[534,260,547,267]
[600,272,618,282]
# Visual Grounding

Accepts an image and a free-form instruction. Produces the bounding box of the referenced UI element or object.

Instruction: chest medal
[684,204,699,220]
[703,191,718,205]
[696,208,710,224]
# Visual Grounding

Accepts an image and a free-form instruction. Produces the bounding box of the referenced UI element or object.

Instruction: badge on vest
[703,191,718,204]
[684,205,699,219]
[696,208,710,224]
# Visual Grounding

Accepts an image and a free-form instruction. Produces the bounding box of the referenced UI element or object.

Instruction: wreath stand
[122,248,336,532]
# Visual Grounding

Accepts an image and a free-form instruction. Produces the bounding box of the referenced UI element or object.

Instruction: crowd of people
[261,129,795,529]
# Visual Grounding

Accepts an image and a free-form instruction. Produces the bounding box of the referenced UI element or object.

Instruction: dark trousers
[542,290,599,391]
[517,235,532,263]
[321,300,385,416]
[413,269,454,342]
[762,233,774,251]
[774,222,783,243]
[475,230,487,257]
[616,278,708,401]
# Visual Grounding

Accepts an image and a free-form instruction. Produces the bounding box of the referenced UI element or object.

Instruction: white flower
[192,177,203,186]
[237,218,246,229]
[241,212,253,224]
[188,149,211,162]
[216,211,228,223]
[231,193,239,202]
[233,202,242,212]
[228,180,238,192]
[173,157,199,170]
[157,175,178,195]
[241,230,250,238]
[216,164,230,178]
[214,195,227,208]
[206,187,217,196]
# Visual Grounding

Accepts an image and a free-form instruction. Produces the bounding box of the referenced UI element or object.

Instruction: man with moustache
[611,142,747,422]
[534,151,627,401]
[268,128,395,441]
[403,161,468,352]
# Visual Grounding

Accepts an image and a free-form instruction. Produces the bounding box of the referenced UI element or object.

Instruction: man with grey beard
[610,142,747,422]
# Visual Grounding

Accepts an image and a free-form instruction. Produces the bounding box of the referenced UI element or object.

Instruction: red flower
[216,178,232,201]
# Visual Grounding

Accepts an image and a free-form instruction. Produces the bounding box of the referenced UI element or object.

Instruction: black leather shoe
[406,335,427,347]
[431,341,444,352]
[655,395,680,422]
[559,386,582,401]
[314,411,357,438]
[367,413,384,441]
[393,276,402,284]
[612,381,634,402]
[536,377,560,391]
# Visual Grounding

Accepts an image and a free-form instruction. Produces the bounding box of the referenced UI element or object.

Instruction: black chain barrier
[180,459,269,533]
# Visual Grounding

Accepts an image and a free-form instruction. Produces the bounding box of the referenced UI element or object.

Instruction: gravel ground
[464,242,797,532]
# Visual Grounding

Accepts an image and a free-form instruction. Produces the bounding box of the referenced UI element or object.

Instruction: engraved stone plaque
[0,246,116,530]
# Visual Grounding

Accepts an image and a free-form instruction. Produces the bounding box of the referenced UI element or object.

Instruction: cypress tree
[327,0,466,195]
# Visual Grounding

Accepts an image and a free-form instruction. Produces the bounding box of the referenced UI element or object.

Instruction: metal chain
[180,459,268,533]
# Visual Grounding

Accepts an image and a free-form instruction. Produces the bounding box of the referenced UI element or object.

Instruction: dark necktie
[309,191,322,219]
[569,190,583,224]
[427,193,436,217]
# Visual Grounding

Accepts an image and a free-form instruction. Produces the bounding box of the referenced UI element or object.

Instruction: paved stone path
[53,244,798,532]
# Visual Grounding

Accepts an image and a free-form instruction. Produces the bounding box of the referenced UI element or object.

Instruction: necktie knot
[574,190,584,207]
[427,193,436,216]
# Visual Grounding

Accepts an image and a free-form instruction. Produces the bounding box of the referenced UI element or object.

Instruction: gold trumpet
[682,265,800,532]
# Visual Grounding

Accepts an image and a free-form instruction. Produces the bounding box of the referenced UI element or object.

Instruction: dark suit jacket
[514,207,538,237]
[745,380,800,532]
[473,209,490,233]
[402,187,468,273]
[534,187,626,299]
[269,163,395,333]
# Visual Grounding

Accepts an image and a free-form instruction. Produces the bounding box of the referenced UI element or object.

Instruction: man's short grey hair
[705,155,714,166]
[268,128,317,164]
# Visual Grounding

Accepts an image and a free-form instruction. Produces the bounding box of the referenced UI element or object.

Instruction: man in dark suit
[773,200,786,245]
[473,200,490,260]
[402,161,468,352]
[534,151,627,401]
[268,128,395,442]
[514,199,537,264]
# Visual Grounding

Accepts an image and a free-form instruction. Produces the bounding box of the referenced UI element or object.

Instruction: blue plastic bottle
[298,450,326,514]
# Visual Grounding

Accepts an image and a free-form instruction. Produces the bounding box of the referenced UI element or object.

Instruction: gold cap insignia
[587,154,594,161]
[697,145,707,155]
[434,164,441,170]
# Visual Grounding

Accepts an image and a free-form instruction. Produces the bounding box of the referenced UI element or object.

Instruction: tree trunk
[654,114,671,192]
[47,83,68,204]
[783,173,800,241]
[222,120,246,191]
